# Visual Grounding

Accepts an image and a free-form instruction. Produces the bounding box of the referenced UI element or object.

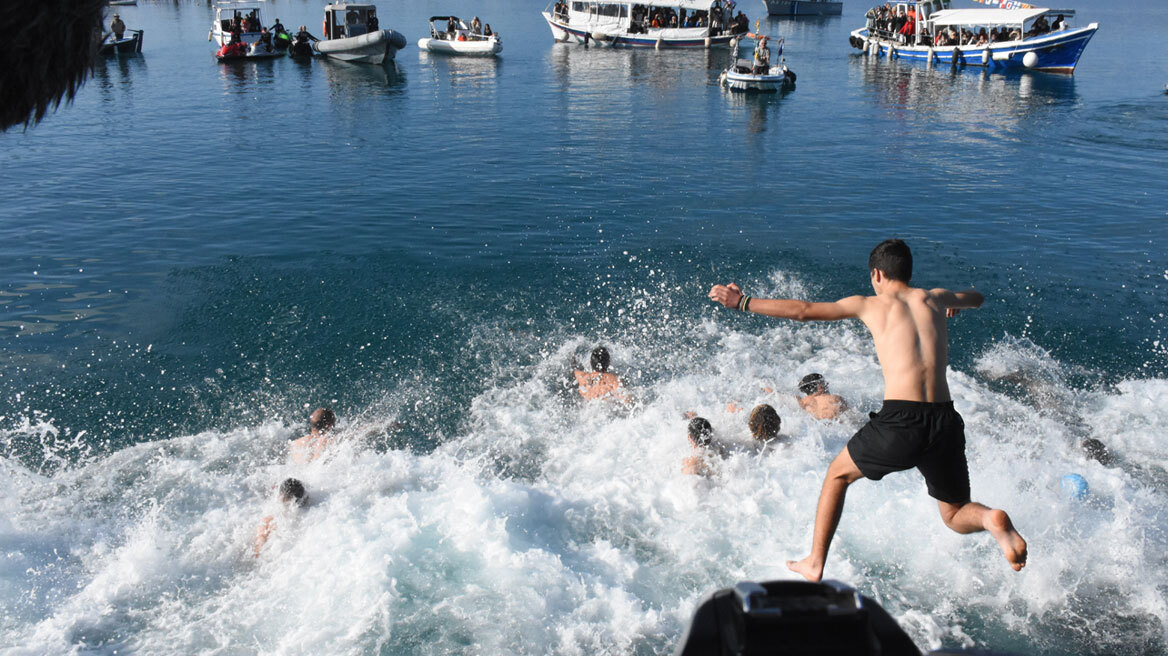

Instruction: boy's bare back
[855,285,958,403]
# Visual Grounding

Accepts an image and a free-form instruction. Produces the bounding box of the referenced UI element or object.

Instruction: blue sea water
[1,0,1166,653]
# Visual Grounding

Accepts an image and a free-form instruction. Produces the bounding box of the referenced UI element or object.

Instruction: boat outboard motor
[674,580,921,656]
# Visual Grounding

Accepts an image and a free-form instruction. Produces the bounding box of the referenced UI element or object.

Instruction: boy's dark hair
[868,239,912,282]
[590,346,610,373]
[310,407,336,431]
[1080,438,1113,467]
[799,373,826,396]
[279,478,307,506]
[748,404,781,441]
[687,417,713,446]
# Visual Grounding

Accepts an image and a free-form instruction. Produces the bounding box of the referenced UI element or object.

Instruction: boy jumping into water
[708,239,1027,582]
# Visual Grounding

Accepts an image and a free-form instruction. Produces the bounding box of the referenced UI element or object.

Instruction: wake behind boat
[849,0,1097,74]
[314,3,407,65]
[542,0,751,48]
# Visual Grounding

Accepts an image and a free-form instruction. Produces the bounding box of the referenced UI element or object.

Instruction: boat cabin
[323,3,380,40]
[550,0,738,36]
[213,2,266,42]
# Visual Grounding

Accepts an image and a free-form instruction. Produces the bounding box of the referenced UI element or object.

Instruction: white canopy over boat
[927,8,1047,26]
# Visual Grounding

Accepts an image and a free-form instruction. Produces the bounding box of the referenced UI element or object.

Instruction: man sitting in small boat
[110,13,126,40]
[752,36,771,75]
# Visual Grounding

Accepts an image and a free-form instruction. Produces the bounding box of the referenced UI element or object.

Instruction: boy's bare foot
[986,509,1028,571]
[786,556,824,582]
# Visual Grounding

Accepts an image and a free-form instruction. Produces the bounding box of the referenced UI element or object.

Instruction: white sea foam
[2,275,1166,654]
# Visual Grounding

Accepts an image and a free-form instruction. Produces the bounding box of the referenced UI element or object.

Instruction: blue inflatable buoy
[1060,473,1088,501]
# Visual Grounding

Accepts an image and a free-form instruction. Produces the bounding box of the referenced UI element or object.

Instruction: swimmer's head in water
[799,373,826,396]
[749,404,781,441]
[1080,438,1113,466]
[279,478,308,506]
[869,239,912,283]
[687,417,713,447]
[590,346,610,373]
[310,407,336,432]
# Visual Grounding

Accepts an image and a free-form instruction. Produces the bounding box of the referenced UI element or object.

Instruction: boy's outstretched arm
[709,283,866,322]
[930,288,985,318]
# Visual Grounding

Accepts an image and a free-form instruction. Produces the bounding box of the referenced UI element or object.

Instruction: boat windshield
[324,6,377,38]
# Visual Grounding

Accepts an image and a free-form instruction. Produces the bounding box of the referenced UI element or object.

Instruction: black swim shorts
[846,400,971,504]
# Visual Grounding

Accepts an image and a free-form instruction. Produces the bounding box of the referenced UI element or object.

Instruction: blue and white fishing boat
[848,0,1097,74]
[541,0,750,48]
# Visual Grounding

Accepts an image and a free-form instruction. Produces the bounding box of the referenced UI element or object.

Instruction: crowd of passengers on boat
[863,2,1068,45]
[551,1,751,36]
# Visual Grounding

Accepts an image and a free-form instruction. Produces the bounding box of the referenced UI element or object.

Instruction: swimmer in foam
[709,239,1027,581]
[748,404,782,447]
[573,346,630,403]
[797,373,848,420]
[682,417,717,476]
[290,407,336,464]
[253,478,308,557]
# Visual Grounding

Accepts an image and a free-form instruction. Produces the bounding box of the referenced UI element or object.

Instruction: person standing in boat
[366,10,379,33]
[109,13,125,40]
[752,36,771,75]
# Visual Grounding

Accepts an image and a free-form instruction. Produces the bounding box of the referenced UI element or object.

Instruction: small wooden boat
[417,17,502,56]
[99,29,143,54]
[315,3,407,64]
[719,35,796,92]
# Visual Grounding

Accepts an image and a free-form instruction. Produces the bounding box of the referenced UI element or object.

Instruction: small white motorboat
[718,35,796,92]
[417,16,502,56]
[315,3,407,64]
[100,29,143,55]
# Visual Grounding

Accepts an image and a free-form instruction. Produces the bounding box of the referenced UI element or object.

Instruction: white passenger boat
[210,2,284,60]
[315,3,407,64]
[719,36,796,92]
[210,2,265,48]
[849,0,1097,74]
[418,16,502,56]
[763,0,842,17]
[542,0,750,48]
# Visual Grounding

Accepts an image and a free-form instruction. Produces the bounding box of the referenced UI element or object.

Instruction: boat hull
[418,37,501,56]
[849,24,1097,74]
[720,69,795,92]
[763,0,842,17]
[542,12,739,48]
[316,29,407,64]
[100,31,143,54]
